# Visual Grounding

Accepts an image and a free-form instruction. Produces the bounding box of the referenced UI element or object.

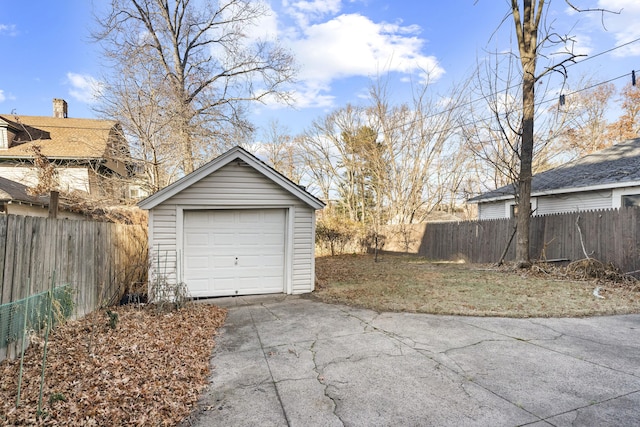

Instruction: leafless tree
[496,0,612,267]
[96,52,178,194]
[257,119,304,183]
[299,105,372,223]
[93,0,295,178]
[460,53,572,197]
[607,82,640,143]
[557,78,615,159]
[299,76,469,254]
[367,79,467,224]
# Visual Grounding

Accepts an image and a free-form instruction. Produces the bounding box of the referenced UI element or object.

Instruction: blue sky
[1,0,639,136]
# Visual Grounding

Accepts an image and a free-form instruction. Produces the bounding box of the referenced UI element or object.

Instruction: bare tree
[460,52,570,203]
[368,78,468,225]
[93,0,295,178]
[300,76,468,251]
[553,78,615,160]
[258,119,304,183]
[607,82,640,143]
[300,105,372,223]
[96,51,178,194]
[508,0,608,267]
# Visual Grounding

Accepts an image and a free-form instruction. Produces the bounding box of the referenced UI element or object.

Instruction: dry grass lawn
[314,254,640,317]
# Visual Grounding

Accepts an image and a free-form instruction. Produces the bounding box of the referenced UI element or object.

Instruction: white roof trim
[472,180,640,204]
[138,146,325,210]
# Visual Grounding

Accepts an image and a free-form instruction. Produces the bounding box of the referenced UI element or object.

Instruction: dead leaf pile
[0,303,227,426]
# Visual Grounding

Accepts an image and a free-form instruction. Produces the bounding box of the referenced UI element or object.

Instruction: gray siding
[148,162,317,294]
[165,162,303,206]
[292,207,315,294]
[478,201,507,220]
[149,206,178,285]
[536,190,612,215]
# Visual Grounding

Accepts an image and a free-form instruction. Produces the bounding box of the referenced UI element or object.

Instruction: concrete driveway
[185,295,640,427]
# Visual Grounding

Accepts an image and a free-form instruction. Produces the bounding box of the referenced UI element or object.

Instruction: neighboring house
[469,138,640,220]
[0,176,85,219]
[0,99,130,197]
[138,146,325,298]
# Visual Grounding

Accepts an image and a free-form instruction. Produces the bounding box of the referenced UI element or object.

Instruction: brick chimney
[53,98,68,118]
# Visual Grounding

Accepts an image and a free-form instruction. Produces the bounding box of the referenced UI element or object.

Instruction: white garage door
[183,209,286,297]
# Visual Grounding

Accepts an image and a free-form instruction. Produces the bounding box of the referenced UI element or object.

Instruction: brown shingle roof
[0,115,119,159]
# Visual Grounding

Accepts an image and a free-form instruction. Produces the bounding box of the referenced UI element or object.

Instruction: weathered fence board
[382,208,640,274]
[0,214,147,360]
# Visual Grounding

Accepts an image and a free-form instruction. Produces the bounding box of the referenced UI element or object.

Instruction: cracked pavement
[183,295,640,427]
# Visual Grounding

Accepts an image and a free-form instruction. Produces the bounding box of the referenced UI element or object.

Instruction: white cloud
[287,13,444,107]
[0,24,17,36]
[0,89,5,103]
[596,0,640,56]
[66,73,103,104]
[283,0,342,27]
[291,86,336,109]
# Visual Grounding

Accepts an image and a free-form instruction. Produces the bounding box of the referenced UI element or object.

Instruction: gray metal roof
[469,138,640,203]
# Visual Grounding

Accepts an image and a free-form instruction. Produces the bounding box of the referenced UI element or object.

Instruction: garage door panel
[185,255,210,269]
[238,210,260,223]
[212,257,236,268]
[183,209,285,297]
[185,232,209,246]
[187,278,211,295]
[212,210,235,222]
[186,211,211,226]
[263,254,284,266]
[261,233,285,245]
[235,232,259,246]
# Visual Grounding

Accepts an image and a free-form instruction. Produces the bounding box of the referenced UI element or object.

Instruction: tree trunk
[516,56,535,268]
[512,0,540,268]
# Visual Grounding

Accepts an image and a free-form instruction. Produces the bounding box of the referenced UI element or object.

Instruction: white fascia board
[531,181,640,197]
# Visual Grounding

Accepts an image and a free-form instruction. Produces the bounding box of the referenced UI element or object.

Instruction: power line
[361,38,640,136]
[309,70,638,167]
[570,36,640,66]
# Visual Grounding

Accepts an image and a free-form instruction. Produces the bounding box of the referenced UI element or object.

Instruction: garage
[183,209,286,297]
[138,146,325,298]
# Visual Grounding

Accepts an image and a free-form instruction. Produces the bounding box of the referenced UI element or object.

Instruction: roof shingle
[0,115,119,159]
[469,138,640,202]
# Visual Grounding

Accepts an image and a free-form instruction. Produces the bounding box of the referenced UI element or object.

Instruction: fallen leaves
[0,303,227,426]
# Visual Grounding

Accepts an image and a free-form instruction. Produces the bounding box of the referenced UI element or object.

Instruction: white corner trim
[311,210,317,292]
[176,207,184,284]
[285,206,295,295]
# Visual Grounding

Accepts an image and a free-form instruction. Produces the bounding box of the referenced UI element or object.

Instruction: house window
[510,203,532,218]
[622,194,640,208]
[0,127,8,149]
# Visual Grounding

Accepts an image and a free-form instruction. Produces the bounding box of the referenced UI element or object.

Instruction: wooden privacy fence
[0,214,147,360]
[382,208,640,274]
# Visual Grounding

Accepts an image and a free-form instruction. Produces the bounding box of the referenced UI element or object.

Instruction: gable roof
[0,176,49,206]
[138,146,326,210]
[0,114,123,160]
[469,138,640,203]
